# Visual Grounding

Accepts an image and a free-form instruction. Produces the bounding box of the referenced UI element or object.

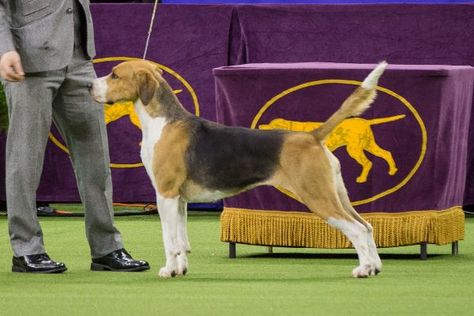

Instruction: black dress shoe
[12,253,67,273]
[91,248,150,272]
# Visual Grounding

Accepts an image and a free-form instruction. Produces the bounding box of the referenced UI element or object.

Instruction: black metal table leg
[452,241,459,256]
[229,242,236,258]
[420,242,428,260]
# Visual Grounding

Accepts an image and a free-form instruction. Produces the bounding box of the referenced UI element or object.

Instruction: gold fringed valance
[220,207,465,248]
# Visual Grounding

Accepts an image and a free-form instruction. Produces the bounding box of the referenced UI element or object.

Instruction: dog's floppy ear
[137,70,157,106]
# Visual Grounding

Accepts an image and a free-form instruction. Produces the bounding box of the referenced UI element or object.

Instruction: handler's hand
[0,51,25,82]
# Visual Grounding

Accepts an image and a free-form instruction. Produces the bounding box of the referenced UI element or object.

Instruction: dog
[91,60,386,279]
[259,115,405,183]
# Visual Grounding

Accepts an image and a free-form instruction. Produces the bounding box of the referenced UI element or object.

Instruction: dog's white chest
[135,102,167,187]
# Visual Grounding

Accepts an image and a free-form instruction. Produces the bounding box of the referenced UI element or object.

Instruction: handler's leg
[53,54,148,271]
[4,72,62,257]
[52,58,124,259]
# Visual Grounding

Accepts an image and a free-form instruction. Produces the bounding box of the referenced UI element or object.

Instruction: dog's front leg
[156,195,180,278]
[176,198,191,276]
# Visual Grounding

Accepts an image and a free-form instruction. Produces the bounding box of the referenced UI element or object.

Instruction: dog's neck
[140,80,190,121]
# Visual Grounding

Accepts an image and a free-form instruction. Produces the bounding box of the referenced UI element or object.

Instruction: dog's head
[91,60,163,106]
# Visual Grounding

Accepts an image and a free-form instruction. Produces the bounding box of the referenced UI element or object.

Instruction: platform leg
[229,242,236,259]
[420,242,428,260]
[452,241,459,256]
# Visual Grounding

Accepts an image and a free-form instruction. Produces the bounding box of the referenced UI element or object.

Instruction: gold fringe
[220,207,465,248]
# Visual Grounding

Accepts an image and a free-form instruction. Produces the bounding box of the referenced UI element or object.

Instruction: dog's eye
[111,73,118,80]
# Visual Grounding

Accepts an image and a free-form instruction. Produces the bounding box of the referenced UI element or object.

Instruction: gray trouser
[3,49,124,258]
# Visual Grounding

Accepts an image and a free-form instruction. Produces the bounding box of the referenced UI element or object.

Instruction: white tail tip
[361,61,388,90]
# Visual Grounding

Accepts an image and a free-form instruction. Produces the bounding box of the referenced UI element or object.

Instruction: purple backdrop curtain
[214,62,474,213]
[163,1,474,3]
[1,3,474,207]
[229,4,474,66]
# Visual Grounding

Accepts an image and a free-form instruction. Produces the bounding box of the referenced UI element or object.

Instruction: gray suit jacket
[0,0,95,73]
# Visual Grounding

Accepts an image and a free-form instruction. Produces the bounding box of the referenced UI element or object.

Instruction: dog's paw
[352,264,380,278]
[159,267,177,278]
[374,260,383,274]
[176,254,188,276]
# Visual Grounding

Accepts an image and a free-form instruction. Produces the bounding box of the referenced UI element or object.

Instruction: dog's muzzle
[90,77,108,104]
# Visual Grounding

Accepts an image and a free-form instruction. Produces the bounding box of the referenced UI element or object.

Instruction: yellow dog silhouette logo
[252,79,427,206]
[259,114,406,183]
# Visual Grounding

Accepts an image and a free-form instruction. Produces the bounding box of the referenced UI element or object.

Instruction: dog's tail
[312,61,387,141]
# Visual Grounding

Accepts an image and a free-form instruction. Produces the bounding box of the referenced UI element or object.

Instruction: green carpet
[0,211,472,316]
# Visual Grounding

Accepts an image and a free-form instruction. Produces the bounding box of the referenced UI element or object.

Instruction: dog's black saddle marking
[185,118,285,191]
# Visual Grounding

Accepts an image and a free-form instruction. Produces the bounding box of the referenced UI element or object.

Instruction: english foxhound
[91,60,386,279]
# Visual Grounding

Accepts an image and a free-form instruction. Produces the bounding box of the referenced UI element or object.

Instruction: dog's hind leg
[299,193,376,278]
[156,195,181,278]
[176,198,191,275]
[282,149,378,278]
[334,169,382,275]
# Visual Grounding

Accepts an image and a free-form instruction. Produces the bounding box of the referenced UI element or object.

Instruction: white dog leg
[157,195,180,278]
[328,217,379,278]
[176,198,190,276]
[334,171,382,275]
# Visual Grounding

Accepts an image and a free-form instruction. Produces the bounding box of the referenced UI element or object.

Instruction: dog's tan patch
[179,180,206,201]
[271,133,353,221]
[179,180,234,202]
[152,121,191,198]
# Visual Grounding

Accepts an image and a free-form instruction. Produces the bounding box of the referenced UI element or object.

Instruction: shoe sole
[12,266,67,274]
[90,262,150,272]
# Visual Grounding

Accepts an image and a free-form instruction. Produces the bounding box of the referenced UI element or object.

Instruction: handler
[0,0,149,273]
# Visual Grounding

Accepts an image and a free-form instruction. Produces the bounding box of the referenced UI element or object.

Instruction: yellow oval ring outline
[251,79,427,206]
[48,56,200,169]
